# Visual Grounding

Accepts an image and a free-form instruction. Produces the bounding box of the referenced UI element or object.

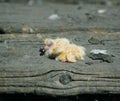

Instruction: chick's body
[44,38,85,62]
[56,44,85,62]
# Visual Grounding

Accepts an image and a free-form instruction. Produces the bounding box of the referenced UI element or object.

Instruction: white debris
[48,14,60,20]
[97,9,106,14]
[90,49,107,54]
[29,27,34,34]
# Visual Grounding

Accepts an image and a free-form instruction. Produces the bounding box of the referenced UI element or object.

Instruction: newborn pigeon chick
[44,38,85,63]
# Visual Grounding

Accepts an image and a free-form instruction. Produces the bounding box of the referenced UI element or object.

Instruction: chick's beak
[44,45,49,50]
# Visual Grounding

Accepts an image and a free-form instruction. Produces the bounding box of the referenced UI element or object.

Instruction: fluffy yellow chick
[44,38,85,63]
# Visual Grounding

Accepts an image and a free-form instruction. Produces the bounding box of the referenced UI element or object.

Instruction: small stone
[97,9,106,14]
[48,14,60,20]
[88,53,114,63]
[29,28,34,34]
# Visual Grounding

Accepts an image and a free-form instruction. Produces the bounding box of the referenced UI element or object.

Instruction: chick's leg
[55,52,67,62]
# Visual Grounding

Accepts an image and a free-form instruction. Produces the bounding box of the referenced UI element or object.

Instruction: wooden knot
[59,74,72,85]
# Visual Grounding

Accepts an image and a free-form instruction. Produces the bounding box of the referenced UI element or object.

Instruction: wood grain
[0,32,120,96]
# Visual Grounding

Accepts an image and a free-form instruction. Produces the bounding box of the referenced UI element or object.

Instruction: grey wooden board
[0,31,120,96]
[0,3,120,33]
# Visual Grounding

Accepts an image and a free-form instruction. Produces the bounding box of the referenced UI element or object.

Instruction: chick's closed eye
[44,38,54,46]
[47,41,53,46]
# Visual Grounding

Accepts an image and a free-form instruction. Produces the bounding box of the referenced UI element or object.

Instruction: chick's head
[51,38,70,53]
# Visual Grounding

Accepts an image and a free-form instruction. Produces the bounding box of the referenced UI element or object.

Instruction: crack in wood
[0,69,98,78]
[0,84,120,89]
[98,77,120,79]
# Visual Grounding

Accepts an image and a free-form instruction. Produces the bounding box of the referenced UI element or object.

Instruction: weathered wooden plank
[0,2,120,34]
[0,32,120,96]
